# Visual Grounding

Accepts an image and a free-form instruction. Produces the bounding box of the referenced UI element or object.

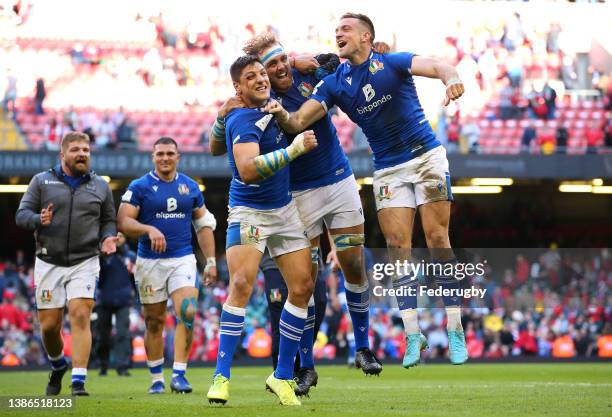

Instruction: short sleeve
[385,52,416,77]
[192,182,205,210]
[121,180,143,208]
[311,74,337,112]
[227,110,266,145]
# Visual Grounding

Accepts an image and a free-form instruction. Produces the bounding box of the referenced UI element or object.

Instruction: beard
[68,159,89,176]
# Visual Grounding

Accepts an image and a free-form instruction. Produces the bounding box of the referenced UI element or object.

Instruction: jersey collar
[149,170,179,182]
[343,51,374,75]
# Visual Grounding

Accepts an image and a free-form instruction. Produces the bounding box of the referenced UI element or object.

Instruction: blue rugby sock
[275,302,306,380]
[71,368,87,385]
[298,298,315,369]
[214,304,245,379]
[48,353,67,370]
[344,281,371,350]
[147,358,164,383]
[433,259,461,307]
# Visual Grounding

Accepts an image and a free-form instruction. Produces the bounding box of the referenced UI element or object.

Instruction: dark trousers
[263,268,327,370]
[95,305,131,370]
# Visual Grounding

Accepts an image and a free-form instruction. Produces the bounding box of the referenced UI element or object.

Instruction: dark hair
[230,55,261,82]
[61,131,89,150]
[341,12,375,43]
[153,136,178,149]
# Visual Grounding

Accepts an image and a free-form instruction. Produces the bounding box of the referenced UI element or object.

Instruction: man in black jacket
[95,232,135,377]
[16,131,118,396]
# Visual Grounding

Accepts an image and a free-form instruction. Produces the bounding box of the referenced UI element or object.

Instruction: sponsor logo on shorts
[298,81,314,97]
[269,288,282,303]
[178,184,189,195]
[40,289,52,303]
[369,59,384,74]
[377,184,392,201]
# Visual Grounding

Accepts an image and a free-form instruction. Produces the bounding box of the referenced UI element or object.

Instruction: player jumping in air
[264,12,468,368]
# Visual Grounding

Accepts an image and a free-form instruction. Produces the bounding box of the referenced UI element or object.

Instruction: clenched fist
[40,203,53,226]
[287,130,317,159]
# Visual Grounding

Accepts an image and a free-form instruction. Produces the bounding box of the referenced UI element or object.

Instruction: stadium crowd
[0,247,610,368]
[1,2,611,154]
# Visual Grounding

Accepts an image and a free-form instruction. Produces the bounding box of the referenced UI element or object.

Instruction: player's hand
[40,203,53,226]
[204,262,218,286]
[147,226,166,253]
[301,130,318,153]
[444,78,464,106]
[219,96,245,118]
[101,235,118,255]
[326,249,339,267]
[293,55,320,74]
[262,99,289,123]
[372,41,391,54]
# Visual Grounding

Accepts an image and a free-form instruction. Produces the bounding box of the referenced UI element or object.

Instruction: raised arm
[263,99,326,134]
[233,130,318,184]
[410,56,464,106]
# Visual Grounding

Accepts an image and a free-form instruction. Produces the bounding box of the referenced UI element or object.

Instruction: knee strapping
[332,233,365,251]
[177,297,198,330]
[310,247,319,264]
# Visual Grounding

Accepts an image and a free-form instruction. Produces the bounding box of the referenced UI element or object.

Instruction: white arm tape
[193,209,217,231]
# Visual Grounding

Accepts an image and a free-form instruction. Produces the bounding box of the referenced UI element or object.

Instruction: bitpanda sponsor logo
[156,212,186,219]
[357,94,392,114]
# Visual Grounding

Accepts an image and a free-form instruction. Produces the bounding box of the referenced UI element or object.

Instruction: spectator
[446,115,460,153]
[542,82,557,120]
[538,126,556,155]
[43,118,61,151]
[94,113,115,149]
[2,68,17,118]
[584,121,604,153]
[460,115,480,154]
[116,116,137,150]
[521,121,537,152]
[604,114,612,148]
[95,233,135,377]
[34,78,46,116]
[555,118,569,154]
[499,79,518,120]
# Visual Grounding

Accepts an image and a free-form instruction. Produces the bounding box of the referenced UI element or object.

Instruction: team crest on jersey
[369,59,384,75]
[269,288,282,303]
[377,184,392,201]
[178,184,189,195]
[40,289,52,303]
[298,81,314,97]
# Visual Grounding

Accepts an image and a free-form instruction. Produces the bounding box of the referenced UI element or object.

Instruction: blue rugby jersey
[225,107,291,210]
[122,171,204,259]
[311,52,440,170]
[273,69,352,191]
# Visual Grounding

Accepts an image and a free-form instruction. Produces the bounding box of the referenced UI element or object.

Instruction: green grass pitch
[0,363,609,416]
